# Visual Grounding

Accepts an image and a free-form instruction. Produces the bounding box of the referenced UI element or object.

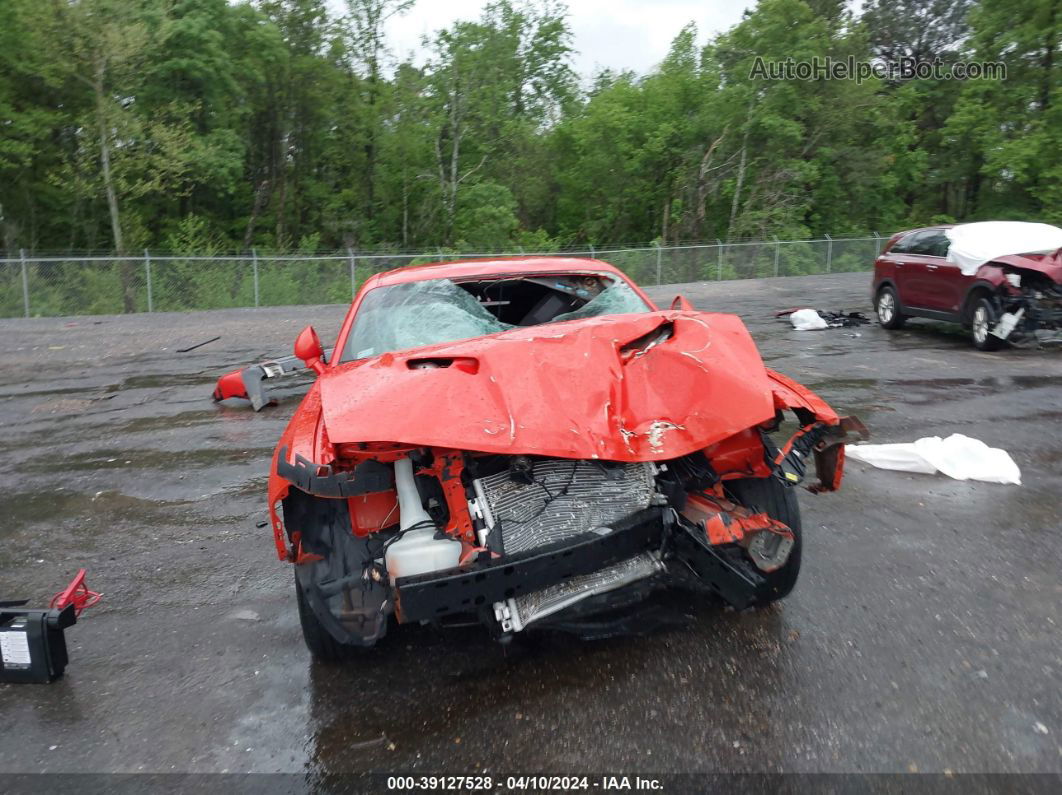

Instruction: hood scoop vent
[406,356,479,374]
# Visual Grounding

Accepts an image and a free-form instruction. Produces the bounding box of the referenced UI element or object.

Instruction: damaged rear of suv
[232,257,866,658]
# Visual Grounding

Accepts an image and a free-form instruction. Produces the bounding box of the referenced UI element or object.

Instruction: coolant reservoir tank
[385,457,461,583]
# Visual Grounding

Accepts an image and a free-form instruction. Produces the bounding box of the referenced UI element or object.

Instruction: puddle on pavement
[19,446,276,474]
[109,408,256,434]
[0,489,198,534]
[0,384,111,400]
[299,593,793,775]
[302,621,657,766]
[0,408,264,458]
[117,373,225,390]
[807,377,879,391]
[806,375,1062,412]
[1006,375,1062,388]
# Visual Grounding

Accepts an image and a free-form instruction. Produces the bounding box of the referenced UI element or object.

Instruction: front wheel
[724,476,802,605]
[875,285,906,329]
[295,571,351,662]
[970,297,1004,351]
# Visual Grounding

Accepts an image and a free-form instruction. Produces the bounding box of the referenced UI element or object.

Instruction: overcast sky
[327,1,757,78]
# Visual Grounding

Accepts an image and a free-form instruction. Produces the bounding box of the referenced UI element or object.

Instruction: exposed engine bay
[987,266,1062,346]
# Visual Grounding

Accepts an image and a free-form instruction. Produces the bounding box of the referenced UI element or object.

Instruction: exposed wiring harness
[517,460,579,524]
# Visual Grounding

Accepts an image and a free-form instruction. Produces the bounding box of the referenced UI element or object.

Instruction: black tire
[295,571,350,662]
[724,476,802,605]
[875,285,906,329]
[970,296,1005,351]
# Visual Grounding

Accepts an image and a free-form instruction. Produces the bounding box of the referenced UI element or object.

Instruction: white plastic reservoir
[385,456,462,583]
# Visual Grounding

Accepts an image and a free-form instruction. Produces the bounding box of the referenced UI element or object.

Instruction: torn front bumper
[990,288,1062,346]
[393,506,767,629]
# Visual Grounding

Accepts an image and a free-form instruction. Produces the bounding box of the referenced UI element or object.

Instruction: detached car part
[216,258,867,658]
[213,348,334,411]
[1,569,99,683]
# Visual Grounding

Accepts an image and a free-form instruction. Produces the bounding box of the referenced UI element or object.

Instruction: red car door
[935,232,974,314]
[924,262,972,314]
[890,230,938,309]
[878,231,916,305]
[917,231,969,313]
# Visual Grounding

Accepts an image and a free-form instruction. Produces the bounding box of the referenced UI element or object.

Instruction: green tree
[46,0,197,309]
[454,182,520,249]
[424,1,574,243]
[943,0,1060,222]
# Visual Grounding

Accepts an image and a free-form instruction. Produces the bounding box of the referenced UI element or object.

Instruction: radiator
[472,458,656,555]
[507,552,663,629]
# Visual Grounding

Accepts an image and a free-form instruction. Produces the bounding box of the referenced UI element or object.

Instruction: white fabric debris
[845,433,1021,485]
[790,308,828,331]
[945,221,1062,276]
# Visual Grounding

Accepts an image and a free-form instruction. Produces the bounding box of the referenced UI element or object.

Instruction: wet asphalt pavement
[0,272,1059,779]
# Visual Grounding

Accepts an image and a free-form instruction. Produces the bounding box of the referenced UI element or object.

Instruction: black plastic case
[0,604,76,683]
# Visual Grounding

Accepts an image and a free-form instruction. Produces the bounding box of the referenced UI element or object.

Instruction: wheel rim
[878,291,895,323]
[973,306,989,343]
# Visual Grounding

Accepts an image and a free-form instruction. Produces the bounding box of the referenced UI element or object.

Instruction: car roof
[369,257,628,288]
[897,224,956,235]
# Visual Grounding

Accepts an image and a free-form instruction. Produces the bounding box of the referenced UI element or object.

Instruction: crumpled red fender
[682,491,794,572]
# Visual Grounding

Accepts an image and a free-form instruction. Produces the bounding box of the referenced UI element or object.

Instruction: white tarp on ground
[790,308,828,330]
[845,433,1021,485]
[945,221,1062,276]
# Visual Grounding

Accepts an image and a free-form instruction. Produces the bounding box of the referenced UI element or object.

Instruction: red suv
[872,224,1062,350]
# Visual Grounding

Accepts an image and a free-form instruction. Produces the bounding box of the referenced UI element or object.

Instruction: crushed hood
[317,310,776,462]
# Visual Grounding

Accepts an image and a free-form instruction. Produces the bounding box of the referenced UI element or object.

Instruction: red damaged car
[216,257,865,659]
[872,221,1062,350]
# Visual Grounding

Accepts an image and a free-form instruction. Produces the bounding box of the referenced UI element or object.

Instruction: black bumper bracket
[670,519,766,610]
[395,507,666,623]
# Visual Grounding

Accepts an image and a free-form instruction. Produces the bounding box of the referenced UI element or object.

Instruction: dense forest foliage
[1,0,1058,258]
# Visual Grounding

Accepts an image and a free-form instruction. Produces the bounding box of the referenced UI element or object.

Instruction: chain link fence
[0,235,887,318]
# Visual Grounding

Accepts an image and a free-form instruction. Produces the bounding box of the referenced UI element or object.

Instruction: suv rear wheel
[970,297,1004,351]
[875,285,906,329]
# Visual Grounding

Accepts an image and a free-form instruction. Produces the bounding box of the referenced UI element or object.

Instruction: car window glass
[905,230,944,256]
[342,277,650,361]
[550,282,651,322]
[344,279,514,361]
[925,232,951,258]
[890,231,919,254]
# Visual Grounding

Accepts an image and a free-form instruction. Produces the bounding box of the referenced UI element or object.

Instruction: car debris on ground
[780,308,871,331]
[176,336,222,353]
[845,434,1021,485]
[1,569,100,684]
[214,257,868,658]
[213,347,335,410]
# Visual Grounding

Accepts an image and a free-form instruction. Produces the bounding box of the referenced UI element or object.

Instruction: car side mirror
[294,326,325,374]
[670,295,694,311]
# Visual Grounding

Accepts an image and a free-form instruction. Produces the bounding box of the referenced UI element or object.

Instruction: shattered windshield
[342,275,650,361]
[551,282,650,322]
